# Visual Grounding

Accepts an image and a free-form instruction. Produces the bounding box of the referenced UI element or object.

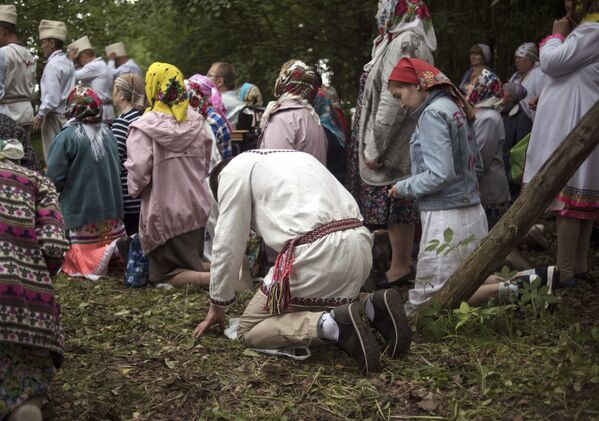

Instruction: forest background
[17,0,564,106]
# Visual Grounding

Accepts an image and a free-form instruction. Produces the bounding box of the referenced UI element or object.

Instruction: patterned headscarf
[114,73,146,110]
[274,60,319,103]
[65,85,103,124]
[467,68,502,106]
[145,62,189,122]
[261,60,321,135]
[389,57,474,120]
[65,86,110,160]
[514,42,538,62]
[239,82,264,106]
[314,88,345,147]
[186,74,231,130]
[366,0,437,71]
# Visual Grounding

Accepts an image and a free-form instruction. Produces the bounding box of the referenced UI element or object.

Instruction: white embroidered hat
[105,42,126,57]
[39,20,67,41]
[0,4,17,25]
[68,36,93,55]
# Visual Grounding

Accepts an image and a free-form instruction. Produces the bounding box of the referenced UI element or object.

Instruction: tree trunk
[431,100,599,309]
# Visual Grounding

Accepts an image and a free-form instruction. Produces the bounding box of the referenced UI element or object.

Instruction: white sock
[517,269,536,278]
[317,312,339,342]
[364,296,375,322]
[498,282,519,304]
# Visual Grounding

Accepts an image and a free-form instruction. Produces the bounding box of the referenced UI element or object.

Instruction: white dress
[523,23,599,220]
[209,150,373,307]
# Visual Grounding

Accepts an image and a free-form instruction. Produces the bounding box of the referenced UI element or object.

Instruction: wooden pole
[431,100,599,309]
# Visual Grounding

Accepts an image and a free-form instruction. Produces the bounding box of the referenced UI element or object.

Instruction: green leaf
[425,243,438,252]
[443,227,454,243]
[436,244,448,255]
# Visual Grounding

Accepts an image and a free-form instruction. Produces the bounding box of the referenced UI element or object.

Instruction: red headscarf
[389,57,473,119]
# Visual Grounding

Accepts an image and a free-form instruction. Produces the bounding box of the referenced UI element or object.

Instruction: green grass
[49,265,599,420]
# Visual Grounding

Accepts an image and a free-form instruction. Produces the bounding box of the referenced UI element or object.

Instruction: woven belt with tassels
[263,218,363,314]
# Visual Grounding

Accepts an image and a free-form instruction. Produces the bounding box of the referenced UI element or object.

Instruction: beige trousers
[41,114,65,160]
[556,215,594,280]
[237,290,328,349]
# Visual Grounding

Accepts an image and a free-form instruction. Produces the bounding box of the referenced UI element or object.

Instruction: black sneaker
[533,266,559,294]
[370,289,411,358]
[333,302,381,375]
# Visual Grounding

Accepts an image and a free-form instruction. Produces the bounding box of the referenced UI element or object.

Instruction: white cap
[0,5,17,25]
[68,36,93,55]
[39,20,67,41]
[105,42,126,57]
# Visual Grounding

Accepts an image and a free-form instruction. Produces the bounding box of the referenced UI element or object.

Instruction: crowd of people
[0,0,598,419]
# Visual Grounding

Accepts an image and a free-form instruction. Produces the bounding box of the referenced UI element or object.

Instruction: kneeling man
[193,150,411,374]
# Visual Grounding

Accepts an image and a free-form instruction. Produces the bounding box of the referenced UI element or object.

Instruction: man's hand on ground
[193,303,226,338]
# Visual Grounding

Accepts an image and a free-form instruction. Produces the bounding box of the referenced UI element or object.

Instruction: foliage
[15,0,564,106]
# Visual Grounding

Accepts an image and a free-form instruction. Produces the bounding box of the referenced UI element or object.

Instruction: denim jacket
[395,89,482,212]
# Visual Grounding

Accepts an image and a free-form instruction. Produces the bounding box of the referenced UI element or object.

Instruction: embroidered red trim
[263,218,363,314]
[539,33,565,49]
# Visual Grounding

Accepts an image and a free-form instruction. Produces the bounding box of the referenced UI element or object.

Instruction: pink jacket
[259,102,328,164]
[125,109,212,253]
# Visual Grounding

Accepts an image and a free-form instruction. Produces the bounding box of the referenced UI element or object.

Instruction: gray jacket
[473,108,511,205]
[358,31,434,186]
[395,90,482,212]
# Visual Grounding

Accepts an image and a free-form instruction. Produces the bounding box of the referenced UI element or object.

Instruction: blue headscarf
[314,89,345,147]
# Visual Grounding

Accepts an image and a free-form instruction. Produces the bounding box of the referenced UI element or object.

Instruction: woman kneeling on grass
[387,58,558,315]
[46,86,125,280]
[125,62,212,287]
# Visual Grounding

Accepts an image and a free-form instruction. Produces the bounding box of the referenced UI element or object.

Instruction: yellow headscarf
[145,62,189,122]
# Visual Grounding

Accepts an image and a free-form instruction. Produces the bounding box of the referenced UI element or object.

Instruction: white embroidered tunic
[209,150,373,307]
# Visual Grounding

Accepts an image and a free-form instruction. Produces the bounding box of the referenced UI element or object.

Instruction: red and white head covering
[389,57,471,115]
[390,58,462,98]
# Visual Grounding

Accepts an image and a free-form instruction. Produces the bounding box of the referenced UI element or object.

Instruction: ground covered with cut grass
[49,230,599,420]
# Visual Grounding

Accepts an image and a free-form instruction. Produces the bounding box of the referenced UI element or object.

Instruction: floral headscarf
[188,74,226,116]
[274,60,319,103]
[467,68,502,106]
[366,0,437,71]
[389,57,474,120]
[65,85,103,124]
[260,60,321,137]
[145,62,189,122]
[65,86,110,160]
[514,42,538,62]
[186,74,231,131]
[314,88,345,147]
[239,82,264,106]
[114,73,146,110]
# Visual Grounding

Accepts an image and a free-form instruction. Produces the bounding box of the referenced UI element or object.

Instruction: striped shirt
[111,109,142,214]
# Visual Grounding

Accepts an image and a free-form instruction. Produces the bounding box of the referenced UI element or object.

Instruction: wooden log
[430,100,599,309]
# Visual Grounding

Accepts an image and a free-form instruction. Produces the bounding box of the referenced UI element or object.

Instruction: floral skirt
[355,183,419,226]
[0,343,53,419]
[62,218,126,281]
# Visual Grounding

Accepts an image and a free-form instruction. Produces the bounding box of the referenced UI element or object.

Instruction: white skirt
[405,205,489,316]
